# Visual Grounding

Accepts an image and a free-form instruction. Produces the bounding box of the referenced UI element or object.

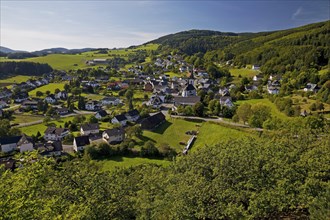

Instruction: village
[0,53,325,170]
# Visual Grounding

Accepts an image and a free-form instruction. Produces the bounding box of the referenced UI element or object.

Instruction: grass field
[139,117,203,152]
[0,75,33,83]
[229,68,258,78]
[12,114,44,124]
[94,156,170,172]
[28,83,66,97]
[192,122,255,152]
[0,44,159,71]
[236,98,288,120]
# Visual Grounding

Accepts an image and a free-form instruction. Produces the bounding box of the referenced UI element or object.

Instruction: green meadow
[28,83,66,97]
[0,44,159,71]
[0,75,33,83]
[94,156,170,172]
[236,98,288,120]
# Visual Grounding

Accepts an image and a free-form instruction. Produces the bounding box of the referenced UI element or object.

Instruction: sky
[1,0,329,51]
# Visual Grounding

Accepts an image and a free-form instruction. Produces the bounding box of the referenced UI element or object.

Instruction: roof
[220,96,232,102]
[96,110,108,117]
[74,136,90,147]
[173,96,200,106]
[103,127,125,137]
[0,136,22,145]
[114,114,127,122]
[126,109,139,117]
[17,134,34,146]
[81,123,99,131]
[184,84,196,91]
[102,97,119,102]
[44,127,68,135]
[140,112,166,130]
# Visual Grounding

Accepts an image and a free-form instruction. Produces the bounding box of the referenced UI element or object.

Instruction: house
[172,96,201,111]
[253,74,263,82]
[267,85,280,95]
[95,110,108,119]
[182,84,197,97]
[56,107,69,115]
[252,65,260,70]
[140,112,166,130]
[55,91,68,100]
[125,109,140,122]
[219,96,234,108]
[0,101,8,109]
[101,97,121,106]
[85,81,100,88]
[111,114,128,126]
[219,87,230,96]
[245,85,258,92]
[102,128,125,144]
[44,127,69,141]
[147,95,165,108]
[0,136,22,153]
[17,134,34,153]
[304,83,319,93]
[45,94,57,104]
[13,93,28,103]
[21,100,39,110]
[85,101,101,111]
[144,81,154,92]
[80,123,100,136]
[73,136,90,151]
[38,141,63,157]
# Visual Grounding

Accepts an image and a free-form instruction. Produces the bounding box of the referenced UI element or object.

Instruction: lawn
[12,114,44,124]
[229,68,258,78]
[28,83,66,97]
[236,98,288,120]
[192,122,255,152]
[94,156,170,172]
[140,117,203,152]
[1,44,159,71]
[0,75,33,83]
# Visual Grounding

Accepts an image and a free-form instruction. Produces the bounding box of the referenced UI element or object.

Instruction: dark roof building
[140,112,166,130]
[81,123,100,132]
[74,136,90,148]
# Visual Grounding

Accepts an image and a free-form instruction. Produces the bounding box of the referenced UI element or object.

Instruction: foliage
[0,61,52,78]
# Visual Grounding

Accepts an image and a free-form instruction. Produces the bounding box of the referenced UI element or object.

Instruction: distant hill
[0,46,27,54]
[32,47,95,56]
[149,20,330,74]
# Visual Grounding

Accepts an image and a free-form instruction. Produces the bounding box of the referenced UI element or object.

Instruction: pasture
[28,83,66,97]
[94,156,170,172]
[236,98,288,120]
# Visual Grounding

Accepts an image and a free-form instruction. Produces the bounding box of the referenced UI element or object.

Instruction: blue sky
[1,0,329,51]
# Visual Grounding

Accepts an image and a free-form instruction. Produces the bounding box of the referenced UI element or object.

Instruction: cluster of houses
[0,107,166,155]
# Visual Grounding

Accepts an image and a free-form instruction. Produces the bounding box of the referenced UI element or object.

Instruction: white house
[0,101,8,109]
[44,127,69,141]
[73,136,90,151]
[17,134,34,153]
[45,95,57,104]
[102,128,125,144]
[219,96,235,108]
[85,101,101,111]
[267,86,280,95]
[125,109,140,122]
[252,65,260,70]
[111,114,128,126]
[0,136,21,153]
[55,91,68,100]
[101,97,121,106]
[80,123,100,136]
[95,110,108,119]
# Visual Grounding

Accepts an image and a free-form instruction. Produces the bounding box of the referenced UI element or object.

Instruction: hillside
[151,20,330,73]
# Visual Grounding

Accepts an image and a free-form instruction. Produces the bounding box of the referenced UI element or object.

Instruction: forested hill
[149,20,329,74]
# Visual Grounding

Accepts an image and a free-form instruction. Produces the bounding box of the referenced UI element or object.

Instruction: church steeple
[188,66,195,85]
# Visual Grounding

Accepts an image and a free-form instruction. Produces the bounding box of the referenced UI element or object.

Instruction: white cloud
[292,7,303,20]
